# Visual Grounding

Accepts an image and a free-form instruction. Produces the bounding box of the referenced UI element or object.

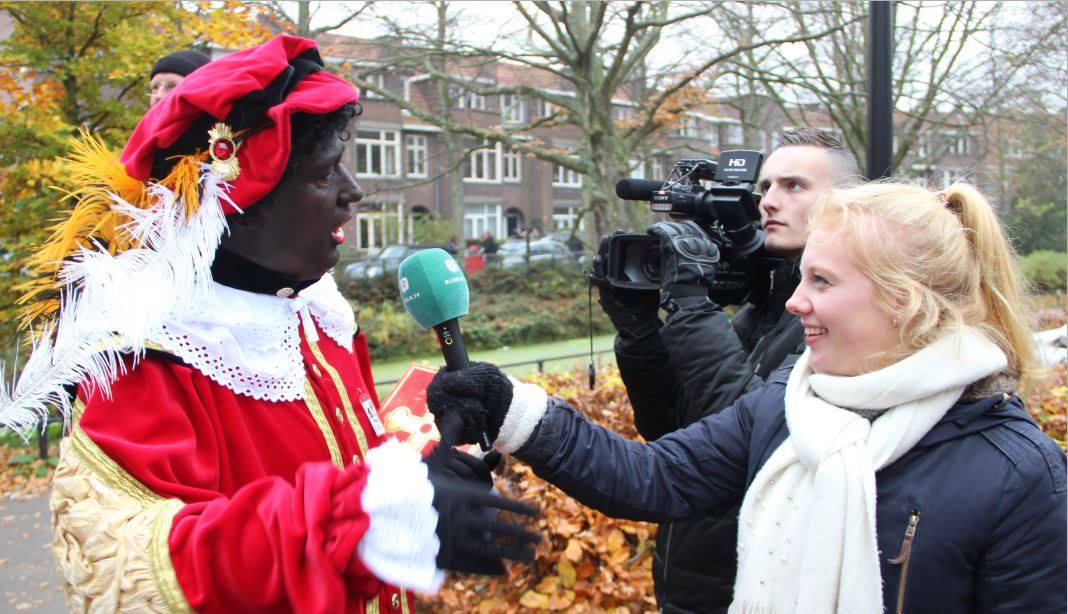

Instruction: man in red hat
[4,35,535,613]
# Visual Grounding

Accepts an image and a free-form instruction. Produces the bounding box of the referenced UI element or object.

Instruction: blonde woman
[428,182,1066,613]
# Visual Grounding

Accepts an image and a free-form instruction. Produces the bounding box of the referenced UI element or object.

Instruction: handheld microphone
[397,249,490,449]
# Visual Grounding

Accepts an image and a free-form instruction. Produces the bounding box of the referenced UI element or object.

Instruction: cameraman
[592,128,861,613]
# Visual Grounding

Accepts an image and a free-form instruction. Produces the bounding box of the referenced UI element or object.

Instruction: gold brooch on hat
[207,122,241,181]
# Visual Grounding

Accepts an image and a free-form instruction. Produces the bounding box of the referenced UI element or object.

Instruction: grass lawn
[370,333,617,397]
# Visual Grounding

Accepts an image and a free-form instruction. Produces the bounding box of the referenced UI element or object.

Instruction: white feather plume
[0,168,233,437]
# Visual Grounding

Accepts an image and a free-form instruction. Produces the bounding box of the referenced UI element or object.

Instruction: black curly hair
[280,102,360,182]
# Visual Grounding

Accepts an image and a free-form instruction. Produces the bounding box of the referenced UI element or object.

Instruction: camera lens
[640,245,661,284]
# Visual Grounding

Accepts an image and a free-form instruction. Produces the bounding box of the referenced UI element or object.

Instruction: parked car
[343,244,439,279]
[497,238,576,268]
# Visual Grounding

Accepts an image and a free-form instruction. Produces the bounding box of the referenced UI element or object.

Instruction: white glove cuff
[495,376,550,454]
[357,439,445,594]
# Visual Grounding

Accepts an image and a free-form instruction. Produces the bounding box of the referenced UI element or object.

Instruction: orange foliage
[415,365,658,613]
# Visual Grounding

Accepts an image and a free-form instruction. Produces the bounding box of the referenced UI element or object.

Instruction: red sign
[378,364,479,457]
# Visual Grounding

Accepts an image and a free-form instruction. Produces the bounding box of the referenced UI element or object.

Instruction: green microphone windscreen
[397,248,469,330]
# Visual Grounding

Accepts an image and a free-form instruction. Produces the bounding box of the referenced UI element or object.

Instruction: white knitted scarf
[730,327,1007,613]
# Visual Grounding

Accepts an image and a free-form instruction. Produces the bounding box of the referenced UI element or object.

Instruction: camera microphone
[615,178,666,201]
[397,249,491,449]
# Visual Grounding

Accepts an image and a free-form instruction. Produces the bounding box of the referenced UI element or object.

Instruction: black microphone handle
[431,318,469,371]
[431,318,491,451]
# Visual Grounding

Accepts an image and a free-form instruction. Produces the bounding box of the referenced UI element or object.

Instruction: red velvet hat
[121,35,359,214]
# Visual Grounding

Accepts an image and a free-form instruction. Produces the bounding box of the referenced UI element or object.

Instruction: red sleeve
[77,357,380,613]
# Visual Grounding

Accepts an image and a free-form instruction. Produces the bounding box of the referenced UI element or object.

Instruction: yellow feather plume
[17,130,207,329]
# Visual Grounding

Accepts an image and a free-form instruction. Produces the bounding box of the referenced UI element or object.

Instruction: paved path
[0,495,65,612]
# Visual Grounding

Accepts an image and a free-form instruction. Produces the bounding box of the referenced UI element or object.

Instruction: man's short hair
[776,127,862,186]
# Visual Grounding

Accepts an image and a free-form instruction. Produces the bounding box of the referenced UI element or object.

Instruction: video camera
[604,150,782,305]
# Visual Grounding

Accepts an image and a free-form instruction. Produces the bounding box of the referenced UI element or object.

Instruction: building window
[501,94,526,123]
[722,124,743,145]
[450,86,486,111]
[464,144,500,183]
[553,163,582,188]
[355,129,400,177]
[628,158,648,180]
[361,73,386,99]
[405,134,428,178]
[463,203,501,239]
[612,105,634,122]
[502,148,522,182]
[706,125,720,148]
[916,137,930,159]
[672,116,700,138]
[946,133,971,156]
[552,205,586,232]
[533,98,559,118]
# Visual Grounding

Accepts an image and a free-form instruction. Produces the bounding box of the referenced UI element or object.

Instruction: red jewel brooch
[207,122,241,181]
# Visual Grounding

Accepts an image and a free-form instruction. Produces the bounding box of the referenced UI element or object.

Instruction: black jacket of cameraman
[615,257,804,614]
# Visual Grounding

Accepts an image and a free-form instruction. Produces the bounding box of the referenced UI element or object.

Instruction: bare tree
[263,1,373,40]
[715,1,1065,170]
[343,0,855,237]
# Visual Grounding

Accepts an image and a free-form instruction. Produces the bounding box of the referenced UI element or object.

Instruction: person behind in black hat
[149,48,211,107]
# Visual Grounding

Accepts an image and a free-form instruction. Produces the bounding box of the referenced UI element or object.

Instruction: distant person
[527,221,544,240]
[567,234,583,256]
[479,230,499,255]
[149,49,211,107]
[445,235,460,255]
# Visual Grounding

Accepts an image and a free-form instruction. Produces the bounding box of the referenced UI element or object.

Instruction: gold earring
[892,317,899,329]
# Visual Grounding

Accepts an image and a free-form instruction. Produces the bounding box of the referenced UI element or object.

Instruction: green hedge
[338,263,615,360]
[1019,250,1067,293]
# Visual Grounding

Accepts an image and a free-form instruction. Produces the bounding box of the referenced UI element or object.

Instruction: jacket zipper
[888,509,922,614]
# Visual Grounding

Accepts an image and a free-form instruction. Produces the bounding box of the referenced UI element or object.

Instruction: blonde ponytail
[942,183,1039,378]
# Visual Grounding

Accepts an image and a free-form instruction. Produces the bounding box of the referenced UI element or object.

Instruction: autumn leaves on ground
[1,304,1064,613]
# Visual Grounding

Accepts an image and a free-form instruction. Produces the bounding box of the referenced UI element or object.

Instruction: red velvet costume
[53,285,417,613]
[8,35,446,614]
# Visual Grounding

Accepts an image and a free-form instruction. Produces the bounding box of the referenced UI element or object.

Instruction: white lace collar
[148,273,356,402]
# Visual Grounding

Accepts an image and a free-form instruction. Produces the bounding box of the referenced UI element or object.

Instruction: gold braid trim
[309,341,370,457]
[51,435,192,613]
[303,379,345,469]
[151,499,192,614]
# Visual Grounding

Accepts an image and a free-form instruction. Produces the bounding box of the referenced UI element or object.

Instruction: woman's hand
[427,362,514,448]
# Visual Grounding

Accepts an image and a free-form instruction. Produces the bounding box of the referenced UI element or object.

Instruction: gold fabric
[308,341,370,456]
[302,379,345,469]
[51,421,192,613]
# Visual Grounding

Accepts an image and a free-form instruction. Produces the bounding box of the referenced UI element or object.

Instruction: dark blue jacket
[515,369,1067,613]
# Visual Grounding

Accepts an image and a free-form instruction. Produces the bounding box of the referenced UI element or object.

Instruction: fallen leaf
[549,589,576,610]
[557,560,577,588]
[519,590,551,609]
[534,576,557,594]
[564,538,583,562]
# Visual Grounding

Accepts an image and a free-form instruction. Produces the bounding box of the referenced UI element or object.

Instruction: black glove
[427,362,513,448]
[423,444,539,574]
[440,446,502,485]
[647,220,719,308]
[589,231,662,340]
